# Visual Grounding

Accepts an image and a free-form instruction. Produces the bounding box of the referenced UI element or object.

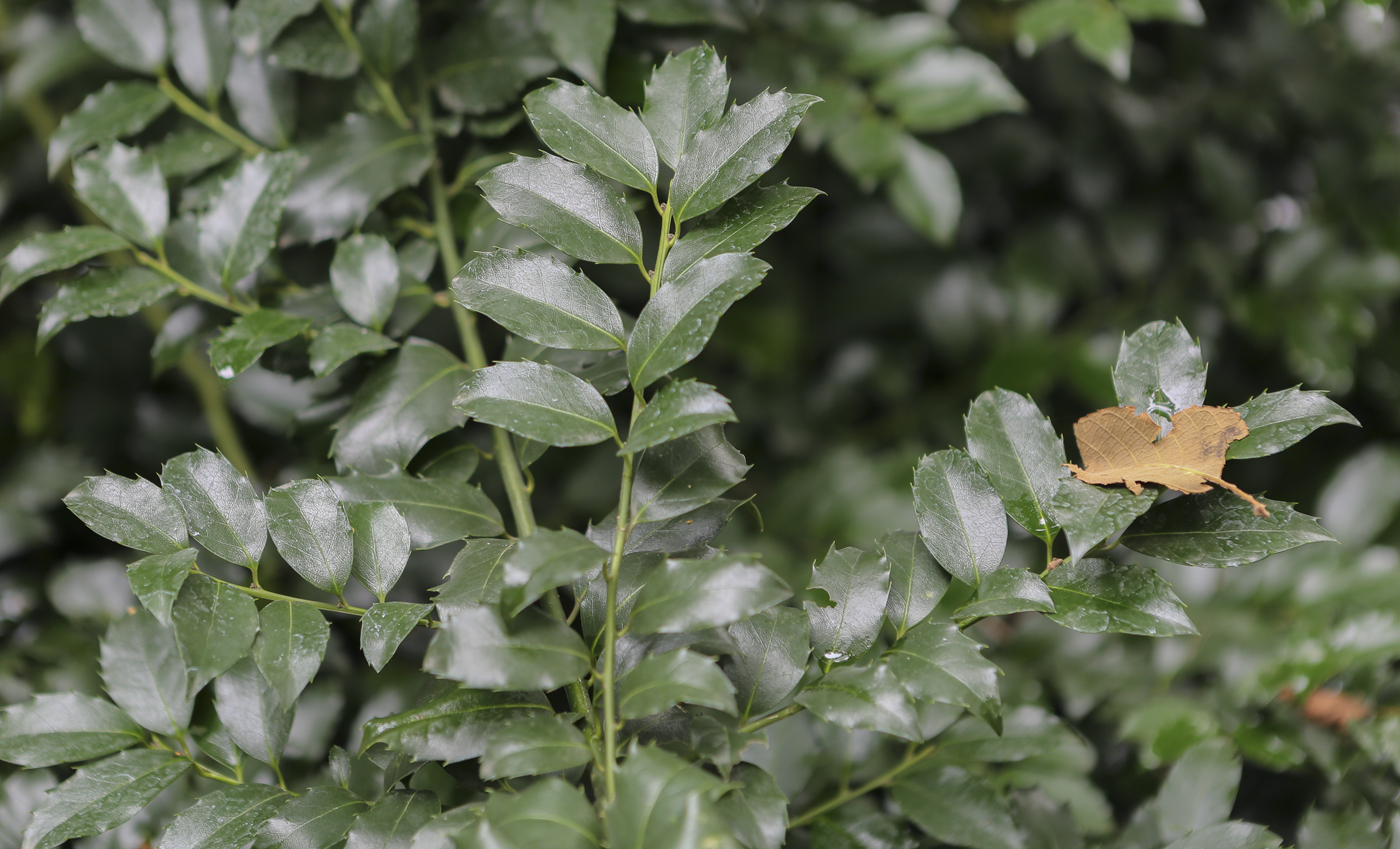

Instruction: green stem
[135,252,253,314]
[156,75,264,156]
[738,703,804,734]
[599,451,637,803]
[320,0,413,130]
[650,202,674,296]
[177,347,257,480]
[787,745,937,828]
[210,573,369,617]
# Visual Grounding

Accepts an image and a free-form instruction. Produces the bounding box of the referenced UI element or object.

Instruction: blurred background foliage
[4,0,1400,846]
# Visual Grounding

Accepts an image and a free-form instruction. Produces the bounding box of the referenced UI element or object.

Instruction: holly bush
[0,2,1397,849]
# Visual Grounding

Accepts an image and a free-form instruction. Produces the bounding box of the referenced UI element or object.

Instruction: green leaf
[431,12,556,115]
[630,556,791,634]
[723,607,810,722]
[74,0,166,73]
[199,152,301,289]
[873,48,1025,132]
[889,136,961,245]
[641,44,727,169]
[796,664,920,741]
[956,568,1055,619]
[21,749,189,849]
[64,471,187,554]
[309,324,398,377]
[0,771,55,849]
[478,713,594,780]
[37,266,174,348]
[913,449,1008,586]
[432,540,515,614]
[355,0,418,78]
[525,80,657,192]
[360,683,549,762]
[332,234,401,332]
[806,545,891,663]
[226,50,295,148]
[481,778,601,849]
[208,309,312,378]
[1043,558,1196,637]
[72,142,167,249]
[126,549,198,626]
[266,479,354,596]
[161,785,290,849]
[623,380,736,455]
[161,447,267,570]
[425,606,591,690]
[0,226,132,306]
[1158,740,1241,842]
[330,339,470,475]
[214,657,292,767]
[478,154,644,265]
[1120,492,1336,568]
[452,249,625,351]
[629,253,769,391]
[172,573,261,694]
[607,746,733,849]
[892,765,1023,849]
[360,602,431,672]
[47,82,171,177]
[670,91,820,222]
[0,694,143,768]
[269,18,358,79]
[965,389,1067,544]
[348,502,411,601]
[1114,320,1206,424]
[537,0,614,89]
[631,426,748,523]
[1229,387,1359,459]
[345,791,438,849]
[1162,823,1282,849]
[455,360,617,447]
[880,530,949,638]
[100,610,194,736]
[618,648,737,718]
[885,619,1001,729]
[1018,0,1132,81]
[719,764,787,849]
[664,182,820,280]
[254,787,369,849]
[597,498,741,556]
[230,0,318,52]
[501,527,607,615]
[1118,0,1205,23]
[168,0,232,101]
[330,474,504,548]
[252,601,330,709]
[283,115,433,243]
[1050,478,1156,564]
[409,808,480,849]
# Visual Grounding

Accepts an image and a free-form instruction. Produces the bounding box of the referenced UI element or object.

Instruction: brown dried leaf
[1301,688,1371,730]
[1066,405,1270,518]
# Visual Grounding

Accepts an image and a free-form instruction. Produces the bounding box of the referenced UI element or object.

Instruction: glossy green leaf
[172,573,260,694]
[409,807,479,849]
[478,713,593,780]
[1120,492,1335,568]
[1162,822,1282,849]
[478,153,644,265]
[1018,0,1132,80]
[913,449,1008,586]
[537,0,614,88]
[506,337,630,396]
[229,0,318,53]
[360,602,431,672]
[0,226,132,306]
[892,765,1023,849]
[630,556,791,634]
[269,18,358,79]
[330,474,504,549]
[126,549,197,626]
[596,498,741,556]
[623,380,736,455]
[47,82,171,177]
[431,12,556,115]
[160,448,267,570]
[266,479,354,596]
[71,142,167,249]
[74,0,166,73]
[360,683,550,762]
[253,601,330,709]
[0,694,143,768]
[198,152,300,289]
[607,745,733,849]
[355,0,418,78]
[21,749,189,849]
[966,388,1068,544]
[344,791,438,849]
[796,664,921,741]
[873,48,1025,132]
[37,266,174,348]
[168,0,231,100]
[481,778,600,849]
[0,771,55,849]
[723,606,810,722]
[330,339,470,475]
[670,91,820,222]
[641,44,727,168]
[618,648,737,718]
[1043,558,1196,637]
[806,545,891,663]
[309,324,398,376]
[1050,478,1156,564]
[937,705,1082,765]
[214,657,292,767]
[226,50,295,148]
[631,426,748,523]
[1229,387,1359,459]
[347,502,411,601]
[718,764,787,849]
[1117,0,1205,22]
[886,619,1001,728]
[100,610,194,736]
[628,252,769,391]
[161,784,290,849]
[283,114,433,243]
[455,360,617,447]
[501,527,606,615]
[417,444,480,481]
[332,234,401,332]
[664,182,820,280]
[64,471,187,554]
[433,540,515,614]
[880,530,949,637]
[452,249,624,351]
[525,80,656,191]
[1158,740,1241,842]
[956,568,1055,619]
[1113,319,1206,423]
[425,606,591,690]
[254,787,368,849]
[889,135,961,245]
